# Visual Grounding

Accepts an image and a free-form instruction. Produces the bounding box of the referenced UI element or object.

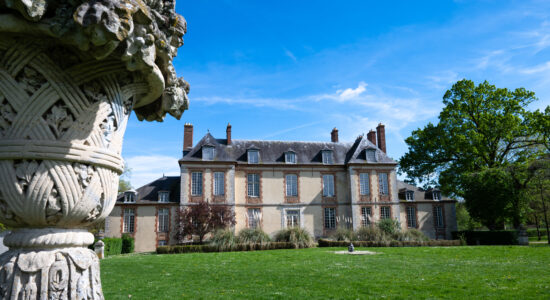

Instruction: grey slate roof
[397,181,453,201]
[116,176,180,204]
[180,133,396,165]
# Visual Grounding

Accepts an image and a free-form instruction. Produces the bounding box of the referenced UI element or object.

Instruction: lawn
[101,246,550,299]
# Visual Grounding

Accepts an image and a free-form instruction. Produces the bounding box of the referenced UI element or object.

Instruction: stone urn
[0,0,189,298]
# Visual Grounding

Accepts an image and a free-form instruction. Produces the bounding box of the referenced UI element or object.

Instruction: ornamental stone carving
[0,0,188,298]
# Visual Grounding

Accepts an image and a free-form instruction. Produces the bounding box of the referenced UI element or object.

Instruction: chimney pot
[376,123,386,153]
[184,123,193,150]
[331,127,339,143]
[226,123,232,145]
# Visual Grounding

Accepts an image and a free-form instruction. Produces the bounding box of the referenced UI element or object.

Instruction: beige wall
[398,202,457,240]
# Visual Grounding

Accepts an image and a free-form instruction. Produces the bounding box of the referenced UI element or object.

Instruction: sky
[123,0,550,188]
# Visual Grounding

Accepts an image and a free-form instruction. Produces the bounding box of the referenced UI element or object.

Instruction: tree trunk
[541,190,550,245]
[534,213,541,240]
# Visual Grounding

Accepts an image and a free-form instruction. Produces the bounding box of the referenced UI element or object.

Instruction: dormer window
[158,191,170,203]
[433,191,441,201]
[366,149,376,162]
[406,191,414,201]
[322,150,333,164]
[248,150,259,164]
[285,152,296,164]
[202,146,214,161]
[124,190,136,203]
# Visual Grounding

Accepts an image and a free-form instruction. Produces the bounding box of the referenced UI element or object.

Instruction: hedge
[452,230,518,245]
[103,238,123,256]
[318,239,461,247]
[121,234,135,254]
[527,228,548,238]
[157,242,298,254]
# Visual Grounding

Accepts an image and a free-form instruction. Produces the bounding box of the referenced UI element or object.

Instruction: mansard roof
[116,176,180,204]
[180,133,397,165]
[397,181,454,201]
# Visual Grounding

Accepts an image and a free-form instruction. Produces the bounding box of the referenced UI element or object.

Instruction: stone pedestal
[0,0,189,297]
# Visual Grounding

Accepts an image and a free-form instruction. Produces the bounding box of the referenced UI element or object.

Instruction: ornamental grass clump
[377,218,401,236]
[237,228,271,245]
[330,227,356,242]
[210,229,238,251]
[394,228,429,242]
[354,226,391,242]
[274,227,314,248]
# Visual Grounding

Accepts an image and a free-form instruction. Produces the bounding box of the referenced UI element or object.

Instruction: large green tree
[399,79,548,227]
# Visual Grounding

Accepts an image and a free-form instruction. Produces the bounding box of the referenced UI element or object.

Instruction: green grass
[101,246,550,299]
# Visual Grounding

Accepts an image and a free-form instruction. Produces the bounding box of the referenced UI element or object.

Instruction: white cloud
[336,81,367,101]
[284,48,297,62]
[519,61,550,74]
[124,155,180,188]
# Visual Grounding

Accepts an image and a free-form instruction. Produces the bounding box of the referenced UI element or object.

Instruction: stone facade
[106,124,458,252]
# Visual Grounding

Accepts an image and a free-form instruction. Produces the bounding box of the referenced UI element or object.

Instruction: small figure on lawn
[348,243,354,253]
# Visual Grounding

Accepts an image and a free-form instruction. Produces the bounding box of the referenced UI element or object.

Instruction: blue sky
[123,0,550,188]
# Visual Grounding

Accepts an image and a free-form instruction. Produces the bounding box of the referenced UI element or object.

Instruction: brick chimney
[331,127,339,143]
[184,123,193,150]
[226,123,232,145]
[376,123,386,153]
[367,130,377,146]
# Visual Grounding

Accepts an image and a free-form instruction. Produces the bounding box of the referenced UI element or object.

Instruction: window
[286,209,300,228]
[406,191,414,201]
[158,240,167,246]
[378,173,389,195]
[286,174,298,197]
[248,150,259,164]
[322,150,333,164]
[322,174,335,197]
[124,191,136,203]
[123,208,135,233]
[202,146,214,161]
[247,174,260,197]
[214,172,225,196]
[158,208,169,232]
[285,152,296,164]
[361,207,372,227]
[324,207,336,229]
[406,206,416,228]
[158,191,169,203]
[359,173,370,195]
[248,208,261,228]
[191,172,202,196]
[366,149,376,161]
[434,206,444,228]
[380,206,391,220]
[433,191,441,201]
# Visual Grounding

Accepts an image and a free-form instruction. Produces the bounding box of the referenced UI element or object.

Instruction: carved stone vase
[0,0,189,298]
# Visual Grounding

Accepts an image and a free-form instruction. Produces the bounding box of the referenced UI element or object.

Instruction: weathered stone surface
[0,0,188,297]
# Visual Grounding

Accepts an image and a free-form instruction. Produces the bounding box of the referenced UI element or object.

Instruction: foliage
[118,162,132,193]
[451,230,519,245]
[399,80,548,227]
[237,228,271,245]
[102,246,550,299]
[273,227,314,248]
[210,229,239,251]
[393,229,429,242]
[329,226,356,242]
[527,155,550,243]
[355,226,390,242]
[456,202,481,231]
[102,238,122,256]
[377,218,400,236]
[121,233,135,254]
[157,242,298,254]
[175,200,236,243]
[317,239,458,247]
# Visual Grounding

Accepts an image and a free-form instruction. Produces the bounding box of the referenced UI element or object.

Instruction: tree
[455,202,481,231]
[399,80,548,227]
[118,162,132,193]
[175,200,236,244]
[528,155,550,243]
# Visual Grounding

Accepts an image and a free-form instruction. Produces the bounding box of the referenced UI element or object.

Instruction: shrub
[377,219,401,236]
[394,229,429,242]
[237,228,271,245]
[317,239,460,247]
[103,238,122,256]
[121,234,135,254]
[355,226,390,242]
[452,230,518,245]
[210,229,238,251]
[329,227,356,242]
[274,227,314,248]
[527,228,548,238]
[156,242,298,254]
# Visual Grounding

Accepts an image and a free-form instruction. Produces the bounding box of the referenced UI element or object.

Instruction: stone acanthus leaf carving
[16,67,46,95]
[46,188,63,224]
[15,160,39,191]
[0,101,15,136]
[45,105,74,138]
[83,82,108,103]
[75,163,94,188]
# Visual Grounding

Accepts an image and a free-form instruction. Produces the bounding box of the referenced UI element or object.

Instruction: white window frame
[158,208,170,232]
[406,206,416,228]
[433,191,441,201]
[284,209,301,228]
[322,150,333,164]
[247,208,261,228]
[285,174,298,197]
[123,208,135,233]
[406,191,414,201]
[158,191,169,203]
[248,150,259,164]
[378,173,389,195]
[322,174,335,197]
[324,207,336,229]
[366,149,376,161]
[247,173,260,197]
[124,192,136,203]
[285,152,296,164]
[202,146,215,161]
[158,240,167,246]
[213,172,225,196]
[380,206,391,220]
[359,173,370,195]
[191,172,203,196]
[361,207,372,227]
